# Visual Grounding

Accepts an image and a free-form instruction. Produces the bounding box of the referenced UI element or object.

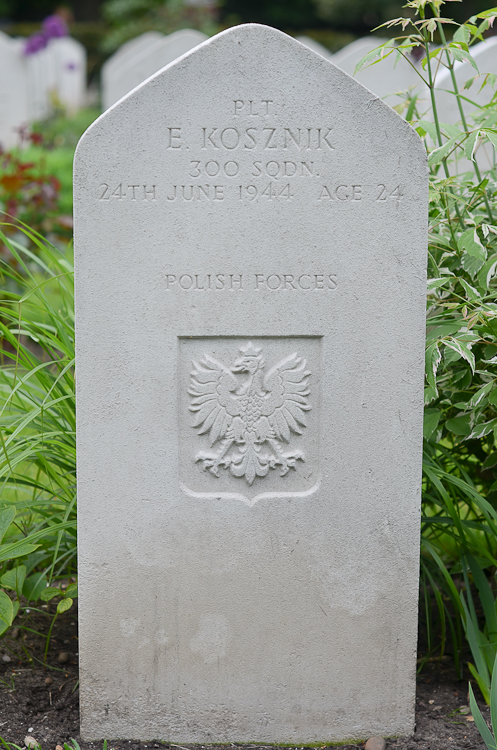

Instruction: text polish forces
[164,273,338,291]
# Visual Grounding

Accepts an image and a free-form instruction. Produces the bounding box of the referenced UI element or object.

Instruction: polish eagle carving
[188,342,311,485]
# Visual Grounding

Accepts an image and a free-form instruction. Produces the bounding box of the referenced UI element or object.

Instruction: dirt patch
[0,608,489,750]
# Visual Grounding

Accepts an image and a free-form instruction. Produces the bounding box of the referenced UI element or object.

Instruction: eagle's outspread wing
[189,355,241,446]
[261,353,311,442]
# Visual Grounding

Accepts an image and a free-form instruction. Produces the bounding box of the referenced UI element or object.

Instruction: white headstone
[296,35,332,59]
[0,32,29,149]
[435,37,497,171]
[332,36,423,101]
[50,37,87,113]
[26,43,57,121]
[109,30,164,65]
[74,23,427,743]
[102,31,164,111]
[103,29,208,110]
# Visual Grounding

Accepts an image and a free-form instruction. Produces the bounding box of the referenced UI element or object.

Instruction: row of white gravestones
[101,29,207,110]
[74,23,427,743]
[0,31,86,149]
[26,37,87,120]
[298,35,424,101]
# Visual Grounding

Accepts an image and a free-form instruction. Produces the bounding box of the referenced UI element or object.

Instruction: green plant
[470,651,497,749]
[0,146,64,259]
[355,0,497,698]
[0,221,76,637]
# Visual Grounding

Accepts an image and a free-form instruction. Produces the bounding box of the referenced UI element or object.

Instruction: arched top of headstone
[112,31,165,63]
[79,22,425,167]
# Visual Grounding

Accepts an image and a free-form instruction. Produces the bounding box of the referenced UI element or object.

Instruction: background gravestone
[435,37,497,172]
[26,43,56,121]
[102,29,207,110]
[296,35,332,59]
[101,31,164,111]
[331,36,425,102]
[50,37,87,114]
[0,32,29,149]
[74,23,427,743]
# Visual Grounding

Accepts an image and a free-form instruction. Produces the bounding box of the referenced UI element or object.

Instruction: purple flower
[42,14,69,39]
[23,32,47,55]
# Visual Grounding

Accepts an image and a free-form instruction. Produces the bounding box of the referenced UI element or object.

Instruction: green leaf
[424,408,441,440]
[425,341,441,392]
[490,652,497,746]
[470,419,497,440]
[445,338,475,373]
[0,542,40,564]
[57,597,73,614]
[483,452,497,469]
[0,508,15,545]
[462,252,485,277]
[469,681,496,747]
[465,130,480,162]
[23,573,48,603]
[0,591,14,628]
[478,254,497,290]
[450,47,479,71]
[354,42,395,74]
[40,587,62,602]
[453,25,472,44]
[459,228,486,260]
[484,130,497,151]
[64,583,78,598]
[428,136,459,167]
[476,8,497,19]
[446,414,472,436]
[0,565,26,597]
[460,277,481,300]
[427,277,451,290]
[418,119,439,142]
[469,382,494,408]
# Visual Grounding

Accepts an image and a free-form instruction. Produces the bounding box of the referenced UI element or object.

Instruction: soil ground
[0,606,489,750]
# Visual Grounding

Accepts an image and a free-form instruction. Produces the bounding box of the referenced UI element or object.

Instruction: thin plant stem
[434,13,495,221]
[44,612,57,666]
[420,14,463,238]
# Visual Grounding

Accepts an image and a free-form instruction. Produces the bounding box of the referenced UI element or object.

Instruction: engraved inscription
[165,273,337,291]
[96,102,405,205]
[189,342,311,486]
[99,183,156,201]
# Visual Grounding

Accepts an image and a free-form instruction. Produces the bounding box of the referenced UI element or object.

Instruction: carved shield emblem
[188,342,311,485]
[179,337,320,505]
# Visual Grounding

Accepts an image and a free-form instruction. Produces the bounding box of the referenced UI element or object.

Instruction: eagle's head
[231,342,265,374]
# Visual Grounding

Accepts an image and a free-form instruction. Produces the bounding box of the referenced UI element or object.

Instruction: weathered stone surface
[0,32,29,149]
[103,29,207,110]
[74,23,427,743]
